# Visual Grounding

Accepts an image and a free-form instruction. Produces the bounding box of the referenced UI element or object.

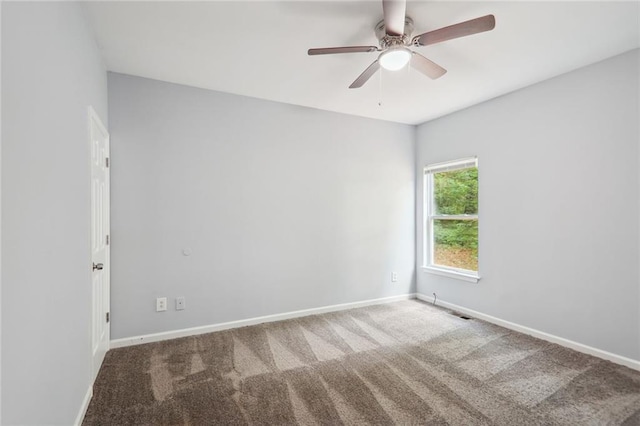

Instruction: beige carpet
[84,300,640,425]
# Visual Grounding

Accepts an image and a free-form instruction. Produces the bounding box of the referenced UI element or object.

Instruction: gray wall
[1,2,108,424]
[416,49,640,360]
[108,73,415,339]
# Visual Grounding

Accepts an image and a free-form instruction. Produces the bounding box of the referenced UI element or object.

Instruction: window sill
[422,266,480,283]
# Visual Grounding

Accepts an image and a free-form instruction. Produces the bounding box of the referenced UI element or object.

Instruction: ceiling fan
[307,0,495,89]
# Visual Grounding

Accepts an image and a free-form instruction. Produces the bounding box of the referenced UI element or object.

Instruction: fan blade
[382,0,407,36]
[308,46,379,56]
[411,53,447,79]
[349,60,380,89]
[412,14,495,47]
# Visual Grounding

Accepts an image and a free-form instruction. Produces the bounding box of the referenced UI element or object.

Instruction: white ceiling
[84,1,640,125]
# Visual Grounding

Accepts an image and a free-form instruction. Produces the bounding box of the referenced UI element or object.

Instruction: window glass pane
[433,219,478,271]
[433,168,478,215]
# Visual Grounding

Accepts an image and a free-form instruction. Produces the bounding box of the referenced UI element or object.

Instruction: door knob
[93,262,104,271]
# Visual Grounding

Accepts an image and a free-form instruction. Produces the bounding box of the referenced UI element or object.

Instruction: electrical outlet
[176,297,186,311]
[391,272,398,282]
[156,297,167,312]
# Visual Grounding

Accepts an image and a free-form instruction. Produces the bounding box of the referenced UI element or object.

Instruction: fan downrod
[375,16,414,48]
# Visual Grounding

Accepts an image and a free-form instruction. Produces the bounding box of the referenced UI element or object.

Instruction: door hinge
[106,312,110,323]
[106,234,110,245]
[106,157,110,168]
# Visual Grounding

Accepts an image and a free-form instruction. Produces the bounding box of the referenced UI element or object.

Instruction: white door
[89,107,110,381]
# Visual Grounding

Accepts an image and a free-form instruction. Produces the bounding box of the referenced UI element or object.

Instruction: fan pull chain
[378,69,383,106]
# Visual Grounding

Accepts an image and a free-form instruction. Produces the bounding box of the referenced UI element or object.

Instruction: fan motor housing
[375,17,414,48]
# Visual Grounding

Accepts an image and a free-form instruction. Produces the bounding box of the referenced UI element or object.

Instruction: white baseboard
[416,293,640,371]
[110,292,640,372]
[111,293,416,349]
[74,384,93,426]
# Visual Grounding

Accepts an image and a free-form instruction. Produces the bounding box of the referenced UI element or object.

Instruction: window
[424,157,479,282]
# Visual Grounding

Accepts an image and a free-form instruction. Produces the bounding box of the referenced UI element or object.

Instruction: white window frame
[423,157,480,283]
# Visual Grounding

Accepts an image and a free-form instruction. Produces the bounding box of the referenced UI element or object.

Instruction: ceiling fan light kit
[308,0,495,89]
[379,46,412,71]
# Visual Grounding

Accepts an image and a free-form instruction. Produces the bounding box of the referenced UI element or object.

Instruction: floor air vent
[451,311,473,320]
